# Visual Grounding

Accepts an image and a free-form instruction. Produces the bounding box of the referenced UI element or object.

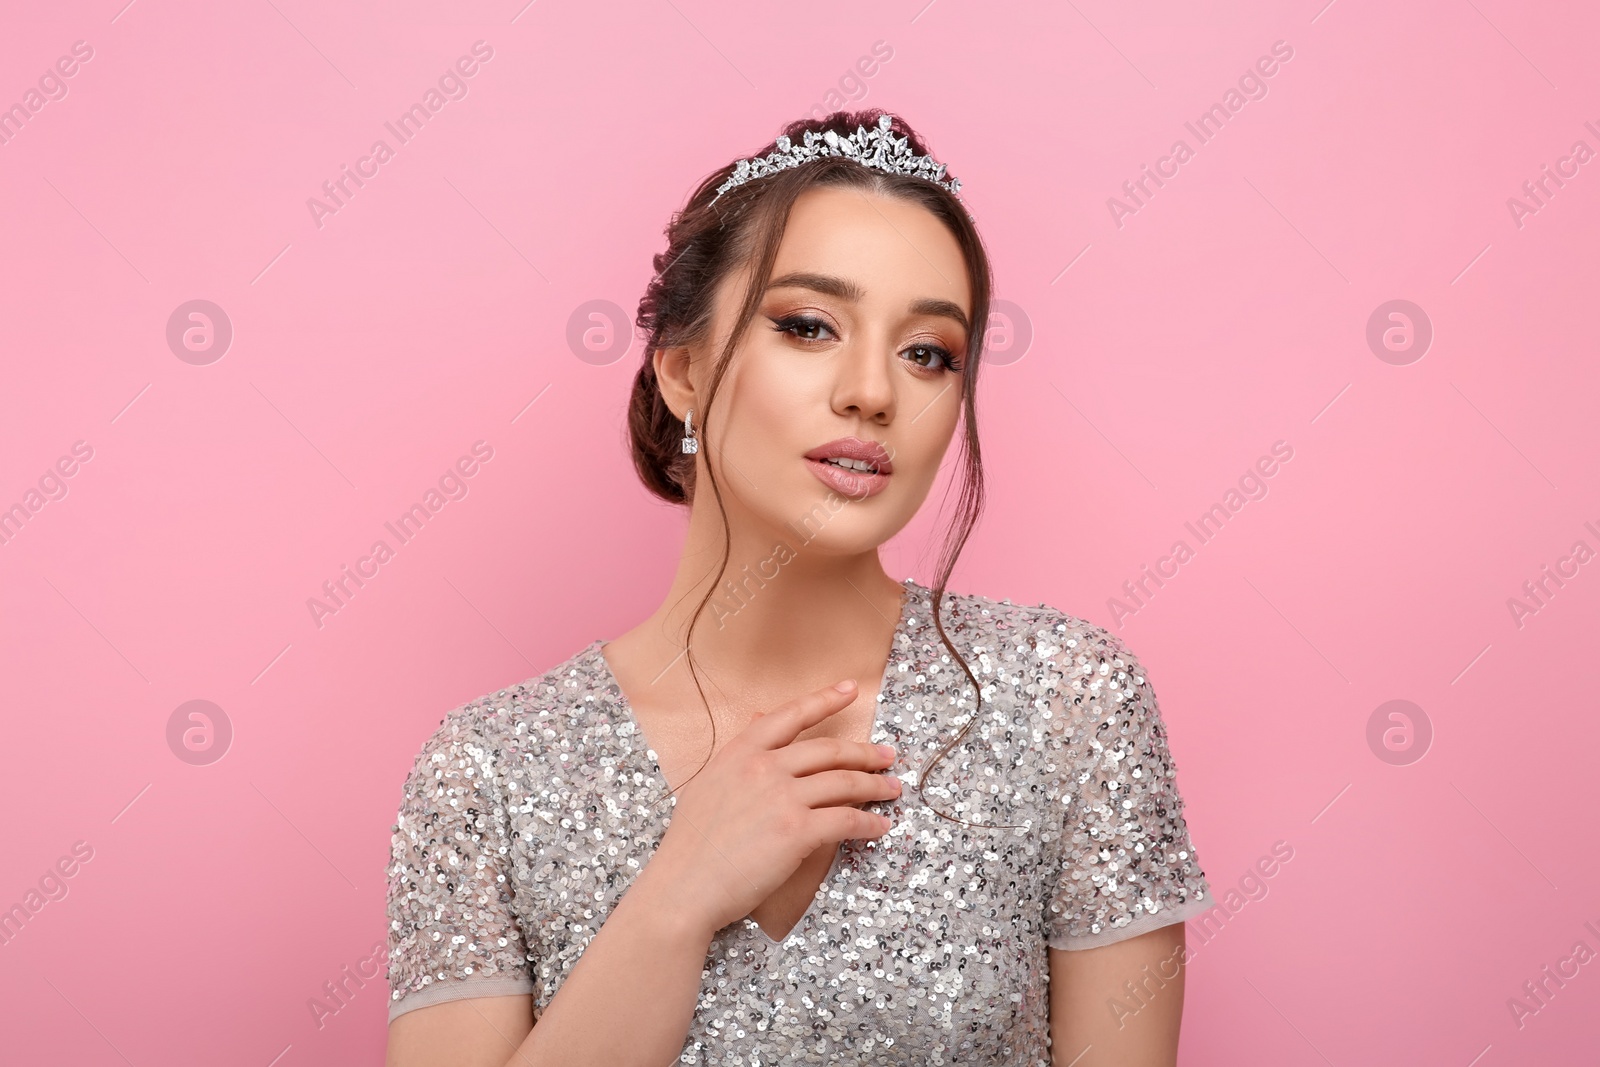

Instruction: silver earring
[681,408,699,454]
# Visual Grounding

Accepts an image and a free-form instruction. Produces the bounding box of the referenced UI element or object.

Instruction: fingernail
[875,743,896,759]
[834,679,857,693]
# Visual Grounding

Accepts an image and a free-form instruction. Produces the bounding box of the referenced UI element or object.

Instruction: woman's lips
[805,457,890,499]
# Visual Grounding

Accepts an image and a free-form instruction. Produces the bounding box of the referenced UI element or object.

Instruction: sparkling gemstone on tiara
[708,113,964,208]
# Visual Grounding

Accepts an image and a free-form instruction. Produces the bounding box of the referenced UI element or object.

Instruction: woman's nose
[831,344,895,421]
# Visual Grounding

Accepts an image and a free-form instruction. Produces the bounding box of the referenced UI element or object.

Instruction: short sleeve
[386,709,537,1023]
[1043,624,1212,950]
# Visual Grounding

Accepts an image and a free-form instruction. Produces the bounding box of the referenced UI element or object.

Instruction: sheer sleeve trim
[1047,884,1214,951]
[387,974,539,1024]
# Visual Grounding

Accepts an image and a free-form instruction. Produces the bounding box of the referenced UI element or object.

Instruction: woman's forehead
[766,188,971,313]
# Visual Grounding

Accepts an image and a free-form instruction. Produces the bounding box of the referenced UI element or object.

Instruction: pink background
[2,1,1597,1063]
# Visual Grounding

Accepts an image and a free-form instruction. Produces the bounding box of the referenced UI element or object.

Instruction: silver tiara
[708,114,963,207]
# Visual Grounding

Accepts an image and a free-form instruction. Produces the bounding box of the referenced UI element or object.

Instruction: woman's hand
[644,679,901,940]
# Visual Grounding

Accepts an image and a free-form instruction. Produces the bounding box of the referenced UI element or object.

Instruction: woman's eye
[905,343,961,373]
[770,315,962,373]
[770,315,835,344]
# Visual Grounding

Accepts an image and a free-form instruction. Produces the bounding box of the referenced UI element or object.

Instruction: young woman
[384,110,1212,1067]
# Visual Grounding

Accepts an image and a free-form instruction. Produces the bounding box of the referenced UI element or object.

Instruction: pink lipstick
[804,437,893,499]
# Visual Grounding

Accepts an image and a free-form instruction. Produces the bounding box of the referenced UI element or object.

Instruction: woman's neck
[608,509,908,721]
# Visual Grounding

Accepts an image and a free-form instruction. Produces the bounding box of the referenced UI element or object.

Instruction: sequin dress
[386,578,1212,1064]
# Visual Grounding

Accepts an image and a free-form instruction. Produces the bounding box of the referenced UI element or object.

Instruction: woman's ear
[653,344,697,419]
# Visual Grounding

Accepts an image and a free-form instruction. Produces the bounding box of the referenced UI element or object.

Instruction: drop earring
[681,407,699,454]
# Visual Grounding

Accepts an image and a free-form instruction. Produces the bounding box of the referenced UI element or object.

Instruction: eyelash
[769,314,963,373]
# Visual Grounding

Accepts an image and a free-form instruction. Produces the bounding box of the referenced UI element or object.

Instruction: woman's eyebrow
[766,271,970,334]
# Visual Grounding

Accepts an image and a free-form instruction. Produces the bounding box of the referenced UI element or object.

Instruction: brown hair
[628,109,1019,830]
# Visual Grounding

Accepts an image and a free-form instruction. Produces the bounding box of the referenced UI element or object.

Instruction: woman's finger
[777,734,896,778]
[743,680,858,751]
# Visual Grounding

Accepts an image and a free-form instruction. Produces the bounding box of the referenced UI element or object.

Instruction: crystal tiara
[708,113,964,208]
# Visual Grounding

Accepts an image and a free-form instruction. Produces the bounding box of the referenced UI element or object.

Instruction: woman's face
[671,183,972,558]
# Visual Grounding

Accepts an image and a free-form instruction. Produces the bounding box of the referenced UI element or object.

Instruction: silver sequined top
[386,578,1212,1064]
